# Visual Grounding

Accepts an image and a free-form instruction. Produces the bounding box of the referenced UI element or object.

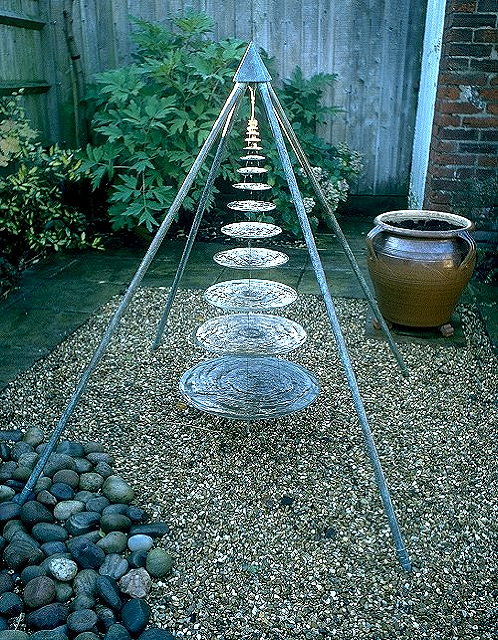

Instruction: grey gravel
[1,288,496,639]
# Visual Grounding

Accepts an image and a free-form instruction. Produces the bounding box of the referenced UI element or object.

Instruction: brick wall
[424,0,498,212]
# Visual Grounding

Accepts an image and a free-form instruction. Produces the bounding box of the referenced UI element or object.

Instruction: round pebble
[127,534,153,553]
[67,609,98,633]
[23,576,56,609]
[48,557,78,582]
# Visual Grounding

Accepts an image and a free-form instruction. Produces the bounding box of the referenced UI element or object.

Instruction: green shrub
[80,12,362,237]
[0,94,100,293]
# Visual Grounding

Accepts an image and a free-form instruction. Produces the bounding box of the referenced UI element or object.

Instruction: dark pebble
[11,530,40,548]
[120,599,151,635]
[104,624,131,640]
[53,470,80,489]
[128,550,147,569]
[0,444,11,460]
[94,462,113,478]
[280,495,294,506]
[50,483,75,501]
[86,496,109,514]
[36,490,58,508]
[75,633,100,640]
[102,504,128,517]
[0,572,15,595]
[99,554,128,580]
[20,565,47,584]
[82,442,105,454]
[53,580,73,603]
[100,513,132,534]
[95,604,116,630]
[3,520,26,541]
[70,595,96,612]
[0,538,5,554]
[0,430,22,442]
[56,442,85,458]
[129,523,170,538]
[10,442,33,461]
[73,569,98,596]
[31,632,69,640]
[95,575,122,610]
[67,609,98,633]
[74,491,94,504]
[41,541,67,556]
[0,592,23,616]
[0,632,29,640]
[0,502,21,523]
[0,619,7,632]
[22,427,45,447]
[43,454,76,477]
[11,466,31,482]
[127,506,147,523]
[23,576,56,609]
[138,630,176,640]
[26,602,69,630]
[66,512,101,537]
[74,459,93,474]
[86,452,114,466]
[20,501,54,526]
[32,522,68,543]
[0,462,16,480]
[68,538,105,569]
[3,537,44,571]
[4,479,24,491]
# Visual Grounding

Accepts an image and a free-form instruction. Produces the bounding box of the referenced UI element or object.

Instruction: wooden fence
[0,0,427,195]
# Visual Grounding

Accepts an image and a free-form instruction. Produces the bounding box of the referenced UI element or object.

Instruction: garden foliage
[0,94,98,292]
[80,12,362,237]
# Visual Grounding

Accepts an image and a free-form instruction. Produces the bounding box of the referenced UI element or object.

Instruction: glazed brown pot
[366,210,476,327]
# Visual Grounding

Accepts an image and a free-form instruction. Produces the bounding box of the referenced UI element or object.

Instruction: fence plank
[0,9,44,29]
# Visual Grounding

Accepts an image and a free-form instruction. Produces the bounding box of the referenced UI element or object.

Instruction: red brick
[462,115,498,126]
[470,58,498,72]
[473,27,498,41]
[459,141,498,152]
[450,1,477,10]
[434,113,462,126]
[477,0,498,11]
[490,76,498,86]
[439,72,488,85]
[437,86,462,100]
[456,167,479,178]
[447,42,493,56]
[450,13,497,27]
[480,88,498,100]
[445,27,474,41]
[478,154,498,166]
[432,139,460,153]
[480,128,498,140]
[437,99,482,114]
[443,57,471,72]
[441,127,479,139]
[487,103,498,113]
[433,152,474,165]
[431,166,458,178]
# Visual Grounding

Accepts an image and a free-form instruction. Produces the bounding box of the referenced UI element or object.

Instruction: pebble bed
[0,288,496,640]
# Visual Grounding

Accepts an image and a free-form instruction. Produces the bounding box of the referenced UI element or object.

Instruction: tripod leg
[152,101,242,350]
[259,82,411,572]
[16,82,247,506]
[268,85,408,379]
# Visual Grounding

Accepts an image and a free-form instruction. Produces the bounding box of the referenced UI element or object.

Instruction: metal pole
[16,83,247,505]
[267,85,409,379]
[259,82,411,572]
[152,98,243,350]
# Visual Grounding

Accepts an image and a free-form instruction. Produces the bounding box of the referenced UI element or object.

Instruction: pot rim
[373,210,474,238]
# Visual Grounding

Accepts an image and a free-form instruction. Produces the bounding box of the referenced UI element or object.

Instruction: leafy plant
[0,93,100,294]
[80,13,362,237]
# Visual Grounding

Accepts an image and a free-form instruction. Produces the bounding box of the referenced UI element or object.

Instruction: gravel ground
[1,288,496,639]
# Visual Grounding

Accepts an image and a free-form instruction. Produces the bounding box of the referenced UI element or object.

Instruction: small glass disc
[237,166,268,175]
[204,279,297,311]
[213,247,288,269]
[240,154,265,161]
[221,222,282,239]
[227,200,276,213]
[233,182,272,191]
[195,314,307,355]
[179,356,319,420]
